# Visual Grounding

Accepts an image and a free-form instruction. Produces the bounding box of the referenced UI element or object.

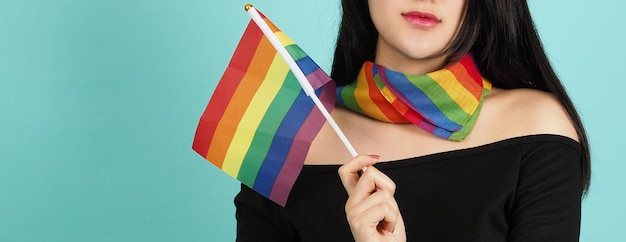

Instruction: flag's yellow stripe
[427,69,479,115]
[482,78,492,90]
[275,31,295,47]
[221,54,290,177]
[379,86,398,104]
[206,36,276,167]
[354,70,392,122]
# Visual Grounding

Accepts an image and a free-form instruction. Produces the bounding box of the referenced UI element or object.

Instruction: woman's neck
[373,47,449,75]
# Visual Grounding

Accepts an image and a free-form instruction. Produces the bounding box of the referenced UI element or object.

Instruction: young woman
[235,0,590,241]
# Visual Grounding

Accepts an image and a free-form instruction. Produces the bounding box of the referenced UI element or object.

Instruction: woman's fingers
[338,154,379,195]
[345,165,396,208]
[345,190,400,233]
[339,154,406,241]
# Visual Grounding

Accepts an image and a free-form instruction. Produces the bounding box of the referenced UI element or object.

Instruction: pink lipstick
[401,11,441,28]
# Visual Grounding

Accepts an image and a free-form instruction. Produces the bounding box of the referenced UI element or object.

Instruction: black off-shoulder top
[235,134,582,242]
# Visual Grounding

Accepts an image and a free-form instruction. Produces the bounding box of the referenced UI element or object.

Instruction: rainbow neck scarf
[336,55,492,141]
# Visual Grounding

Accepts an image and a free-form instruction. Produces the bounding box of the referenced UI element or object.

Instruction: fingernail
[369,154,380,159]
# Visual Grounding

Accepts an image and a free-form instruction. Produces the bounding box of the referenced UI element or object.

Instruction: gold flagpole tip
[244,4,253,12]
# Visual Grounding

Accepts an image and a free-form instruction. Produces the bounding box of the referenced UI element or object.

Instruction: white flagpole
[244,4,358,157]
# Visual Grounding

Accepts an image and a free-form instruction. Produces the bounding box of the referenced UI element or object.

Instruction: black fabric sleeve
[234,184,299,242]
[508,142,583,242]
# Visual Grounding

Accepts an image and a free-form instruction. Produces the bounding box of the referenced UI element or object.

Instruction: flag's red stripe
[389,96,429,127]
[366,65,407,122]
[192,21,264,159]
[206,34,278,168]
[459,55,483,85]
[456,55,483,99]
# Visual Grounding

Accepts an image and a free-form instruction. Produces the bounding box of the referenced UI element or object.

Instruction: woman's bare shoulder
[306,107,361,165]
[485,87,579,142]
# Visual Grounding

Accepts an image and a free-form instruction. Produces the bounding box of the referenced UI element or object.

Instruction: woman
[235,0,590,241]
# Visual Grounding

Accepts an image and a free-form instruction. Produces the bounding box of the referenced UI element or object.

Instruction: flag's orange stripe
[352,65,391,122]
[376,87,409,122]
[264,17,280,33]
[455,56,483,99]
[257,11,281,33]
[447,64,481,100]
[192,21,263,159]
[391,98,410,115]
[393,99,426,126]
[206,35,278,168]
[221,54,289,177]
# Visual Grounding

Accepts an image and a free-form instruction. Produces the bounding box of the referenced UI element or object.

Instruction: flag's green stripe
[373,73,386,89]
[285,44,306,61]
[237,71,302,186]
[405,75,471,124]
[339,85,364,113]
[449,88,489,140]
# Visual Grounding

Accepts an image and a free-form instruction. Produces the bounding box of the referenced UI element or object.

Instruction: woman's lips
[401,11,441,28]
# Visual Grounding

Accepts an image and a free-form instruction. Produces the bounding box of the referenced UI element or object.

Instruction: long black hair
[331,0,590,194]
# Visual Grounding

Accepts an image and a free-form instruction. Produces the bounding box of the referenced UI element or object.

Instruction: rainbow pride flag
[192,10,335,206]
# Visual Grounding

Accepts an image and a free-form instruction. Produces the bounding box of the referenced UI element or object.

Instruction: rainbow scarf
[192,11,335,206]
[336,55,491,141]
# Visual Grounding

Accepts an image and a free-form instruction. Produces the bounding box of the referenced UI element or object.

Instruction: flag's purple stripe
[417,118,451,139]
[417,120,436,133]
[380,68,461,132]
[253,90,314,197]
[306,68,331,89]
[269,84,335,206]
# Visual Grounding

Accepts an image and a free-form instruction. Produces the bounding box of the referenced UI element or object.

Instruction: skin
[338,155,407,242]
[370,0,466,74]
[305,0,580,241]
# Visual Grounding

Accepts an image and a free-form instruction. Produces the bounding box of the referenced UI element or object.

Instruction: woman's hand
[338,155,406,242]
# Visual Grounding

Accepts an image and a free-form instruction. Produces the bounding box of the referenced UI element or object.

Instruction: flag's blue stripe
[295,56,319,76]
[382,69,462,132]
[335,86,346,106]
[432,127,453,139]
[253,89,315,197]
[285,44,319,76]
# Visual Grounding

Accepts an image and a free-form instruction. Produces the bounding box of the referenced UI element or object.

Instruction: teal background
[0,0,623,241]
